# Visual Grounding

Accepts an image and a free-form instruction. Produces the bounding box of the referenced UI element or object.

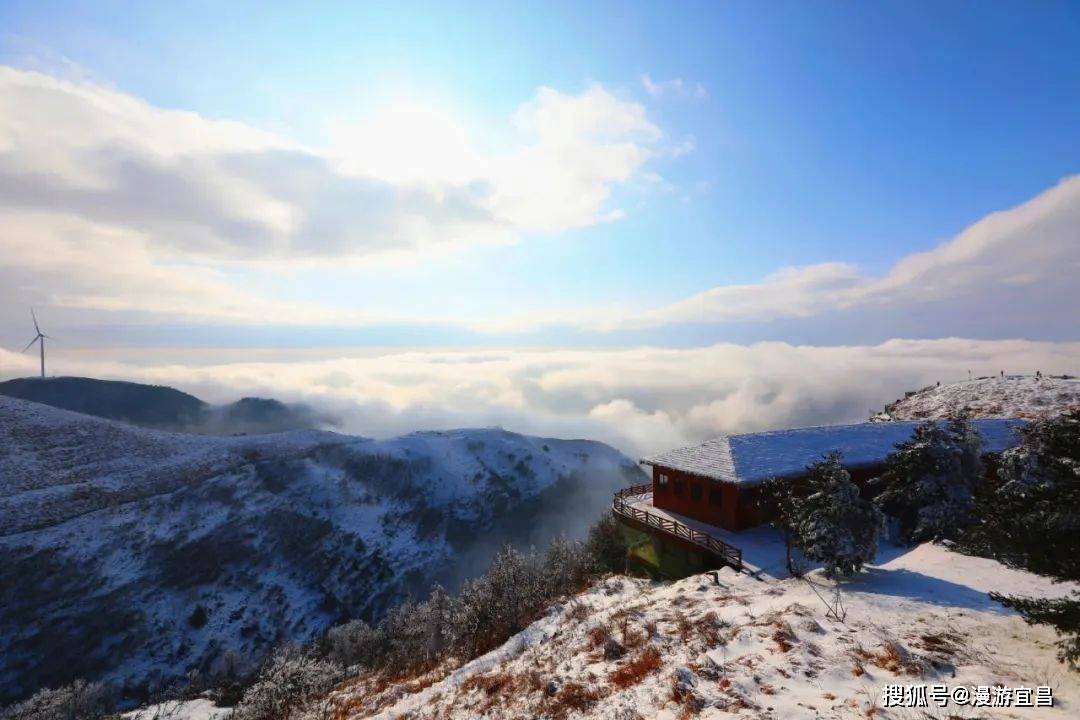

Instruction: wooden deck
[612,484,743,570]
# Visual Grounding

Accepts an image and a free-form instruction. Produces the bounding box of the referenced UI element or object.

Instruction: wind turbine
[22,309,51,378]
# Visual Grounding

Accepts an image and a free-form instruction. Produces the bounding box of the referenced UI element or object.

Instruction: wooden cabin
[639,418,1024,532]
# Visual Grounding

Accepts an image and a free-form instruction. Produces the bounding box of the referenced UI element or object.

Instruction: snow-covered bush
[540,536,595,598]
[316,515,620,676]
[232,647,341,720]
[791,452,885,578]
[584,513,629,574]
[0,679,110,720]
[454,545,543,656]
[378,585,457,672]
[872,416,985,543]
[321,618,384,668]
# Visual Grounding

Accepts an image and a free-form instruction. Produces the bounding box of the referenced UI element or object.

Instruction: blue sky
[0,1,1078,348]
[1,2,1078,447]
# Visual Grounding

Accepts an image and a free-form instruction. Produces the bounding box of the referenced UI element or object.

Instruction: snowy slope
[880,374,1080,421]
[325,542,1079,719]
[0,396,644,705]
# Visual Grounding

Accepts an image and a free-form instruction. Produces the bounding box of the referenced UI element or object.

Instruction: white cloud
[619,176,1080,333]
[5,338,1075,457]
[641,74,707,100]
[0,67,672,324]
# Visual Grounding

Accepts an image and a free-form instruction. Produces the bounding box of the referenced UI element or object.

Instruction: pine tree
[968,411,1080,668]
[872,415,985,544]
[990,592,1080,668]
[760,476,804,576]
[963,410,1080,578]
[791,452,885,579]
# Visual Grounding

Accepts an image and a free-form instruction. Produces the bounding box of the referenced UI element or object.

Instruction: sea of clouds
[2,338,1075,457]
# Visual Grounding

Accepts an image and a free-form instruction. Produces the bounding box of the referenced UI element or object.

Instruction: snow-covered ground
[122,698,229,720]
[880,374,1079,421]
[0,395,644,706]
[322,540,1078,719]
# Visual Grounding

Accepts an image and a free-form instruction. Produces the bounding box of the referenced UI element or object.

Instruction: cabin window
[673,478,684,496]
[690,483,702,501]
[709,488,722,506]
[657,472,669,487]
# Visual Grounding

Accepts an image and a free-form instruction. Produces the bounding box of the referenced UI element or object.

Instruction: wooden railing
[612,485,743,570]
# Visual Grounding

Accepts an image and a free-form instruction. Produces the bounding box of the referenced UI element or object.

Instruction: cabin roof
[641,418,1025,486]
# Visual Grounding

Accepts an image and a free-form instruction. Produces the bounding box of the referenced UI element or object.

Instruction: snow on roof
[641,418,1025,486]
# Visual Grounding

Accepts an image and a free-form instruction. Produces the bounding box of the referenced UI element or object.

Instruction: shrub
[454,546,542,656]
[232,647,341,720]
[0,680,110,720]
[188,604,208,629]
[584,514,628,574]
[317,512,626,680]
[321,619,383,668]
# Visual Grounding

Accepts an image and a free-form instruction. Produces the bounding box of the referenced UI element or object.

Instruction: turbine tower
[22,309,50,378]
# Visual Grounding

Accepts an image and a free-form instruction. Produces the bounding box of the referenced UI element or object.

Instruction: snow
[0,395,643,705]
[626,492,790,578]
[325,541,1080,719]
[122,698,229,720]
[643,419,1024,486]
[882,374,1080,421]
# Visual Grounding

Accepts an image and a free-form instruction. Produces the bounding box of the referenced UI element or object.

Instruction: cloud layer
[3,338,1075,457]
[0,68,665,326]
[626,176,1080,335]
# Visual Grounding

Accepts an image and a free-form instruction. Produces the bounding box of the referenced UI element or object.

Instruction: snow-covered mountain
[313,543,1079,720]
[876,374,1079,422]
[0,395,645,705]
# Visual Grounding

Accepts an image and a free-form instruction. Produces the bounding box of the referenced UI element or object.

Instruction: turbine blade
[21,337,39,352]
[31,308,40,334]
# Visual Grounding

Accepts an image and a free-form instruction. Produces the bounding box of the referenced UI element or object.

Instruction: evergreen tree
[791,452,885,578]
[962,410,1080,578]
[990,592,1080,669]
[872,415,985,544]
[967,411,1080,668]
[760,476,804,576]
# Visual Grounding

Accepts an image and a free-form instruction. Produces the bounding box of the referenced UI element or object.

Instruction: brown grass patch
[693,611,728,646]
[771,620,797,653]
[587,624,611,649]
[675,611,694,642]
[608,646,663,689]
[852,641,925,676]
[545,681,606,720]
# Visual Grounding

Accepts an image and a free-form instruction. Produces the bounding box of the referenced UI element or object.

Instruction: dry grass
[771,620,797,653]
[587,624,611,649]
[608,646,663,689]
[544,681,606,720]
[851,641,925,676]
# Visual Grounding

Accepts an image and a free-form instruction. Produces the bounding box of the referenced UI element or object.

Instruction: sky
[0,1,1077,452]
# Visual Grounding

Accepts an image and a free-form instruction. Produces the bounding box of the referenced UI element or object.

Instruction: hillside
[298,544,1078,720]
[0,377,207,428]
[0,376,323,433]
[877,374,1079,422]
[0,395,645,705]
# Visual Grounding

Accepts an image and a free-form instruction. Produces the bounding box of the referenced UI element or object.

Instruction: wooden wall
[652,453,1005,534]
[650,466,758,531]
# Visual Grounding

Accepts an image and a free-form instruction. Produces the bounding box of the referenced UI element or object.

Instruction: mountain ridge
[0,394,645,705]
